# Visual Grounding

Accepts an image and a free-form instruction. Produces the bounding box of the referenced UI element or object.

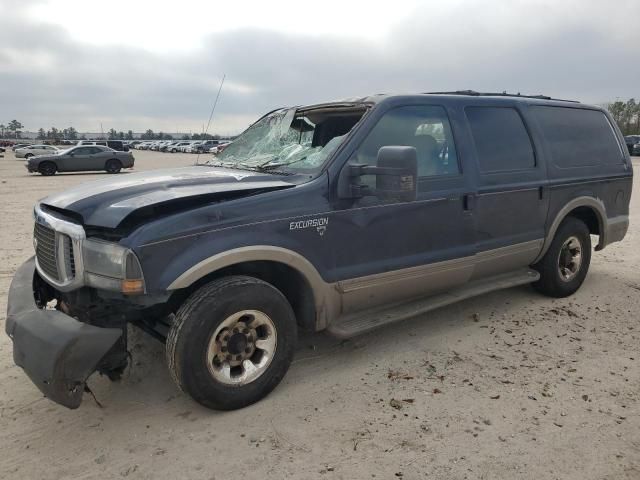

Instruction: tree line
[0,120,24,138]
[36,127,81,141]
[607,98,639,135]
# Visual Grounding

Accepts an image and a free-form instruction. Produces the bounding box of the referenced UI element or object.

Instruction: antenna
[196,74,226,165]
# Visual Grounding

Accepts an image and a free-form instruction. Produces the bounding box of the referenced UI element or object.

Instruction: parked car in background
[184,141,203,153]
[26,145,134,175]
[633,143,640,156]
[76,140,130,152]
[159,141,179,152]
[15,144,59,158]
[193,139,220,153]
[12,143,31,151]
[624,135,640,155]
[210,142,231,154]
[169,141,191,153]
[152,141,173,151]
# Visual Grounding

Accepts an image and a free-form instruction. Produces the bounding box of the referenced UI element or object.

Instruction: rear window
[465,107,535,173]
[531,106,622,168]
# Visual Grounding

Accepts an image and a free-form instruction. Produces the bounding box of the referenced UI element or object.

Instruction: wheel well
[169,261,317,331]
[566,206,601,236]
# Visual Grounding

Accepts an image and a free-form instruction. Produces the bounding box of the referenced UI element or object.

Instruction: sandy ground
[0,149,638,480]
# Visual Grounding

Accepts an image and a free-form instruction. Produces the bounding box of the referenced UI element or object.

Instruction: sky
[1,0,639,135]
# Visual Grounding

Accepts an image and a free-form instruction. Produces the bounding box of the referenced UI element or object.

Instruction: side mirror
[338,146,418,202]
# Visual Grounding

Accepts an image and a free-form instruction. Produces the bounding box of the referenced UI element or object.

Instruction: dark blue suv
[6,92,633,410]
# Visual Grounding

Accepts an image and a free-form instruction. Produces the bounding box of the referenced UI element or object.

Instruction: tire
[38,161,57,176]
[25,153,33,159]
[105,159,122,174]
[166,276,297,410]
[532,216,591,298]
[171,148,177,153]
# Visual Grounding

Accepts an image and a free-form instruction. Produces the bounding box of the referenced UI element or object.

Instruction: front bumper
[5,257,123,409]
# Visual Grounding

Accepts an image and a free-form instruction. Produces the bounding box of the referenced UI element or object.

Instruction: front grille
[34,222,75,282]
[34,222,59,280]
[62,234,75,276]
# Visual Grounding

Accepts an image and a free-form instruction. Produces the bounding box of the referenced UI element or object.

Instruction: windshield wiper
[255,156,307,171]
[205,161,258,172]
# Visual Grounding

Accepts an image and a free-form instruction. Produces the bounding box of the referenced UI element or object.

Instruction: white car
[15,145,59,158]
[209,142,231,154]
[184,141,203,153]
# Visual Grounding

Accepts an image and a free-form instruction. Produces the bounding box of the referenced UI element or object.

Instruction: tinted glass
[531,106,622,167]
[466,107,535,173]
[354,105,459,178]
[72,147,90,155]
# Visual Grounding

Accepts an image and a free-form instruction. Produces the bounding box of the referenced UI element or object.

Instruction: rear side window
[466,107,535,173]
[531,106,622,167]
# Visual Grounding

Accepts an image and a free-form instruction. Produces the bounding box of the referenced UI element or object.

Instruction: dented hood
[40,166,295,228]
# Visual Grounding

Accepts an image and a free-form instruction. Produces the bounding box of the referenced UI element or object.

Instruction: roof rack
[425,90,579,103]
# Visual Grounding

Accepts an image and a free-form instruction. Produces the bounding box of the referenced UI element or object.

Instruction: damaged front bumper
[5,257,123,409]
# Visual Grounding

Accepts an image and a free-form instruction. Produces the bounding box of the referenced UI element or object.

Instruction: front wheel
[166,276,297,410]
[38,161,57,176]
[25,153,33,159]
[532,217,591,298]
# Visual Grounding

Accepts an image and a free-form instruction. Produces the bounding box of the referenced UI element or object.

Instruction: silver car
[15,144,59,158]
[26,145,135,176]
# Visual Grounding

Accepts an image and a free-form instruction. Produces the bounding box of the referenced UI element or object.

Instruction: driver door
[330,104,477,313]
[60,147,91,171]
[86,147,110,170]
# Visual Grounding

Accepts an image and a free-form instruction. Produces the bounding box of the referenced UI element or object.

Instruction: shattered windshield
[207,106,366,173]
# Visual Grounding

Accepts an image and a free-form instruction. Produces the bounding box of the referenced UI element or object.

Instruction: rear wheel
[166,276,297,410]
[532,217,591,297]
[38,161,57,176]
[25,153,34,159]
[105,159,122,174]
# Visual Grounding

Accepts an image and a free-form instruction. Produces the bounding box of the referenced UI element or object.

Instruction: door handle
[463,193,475,212]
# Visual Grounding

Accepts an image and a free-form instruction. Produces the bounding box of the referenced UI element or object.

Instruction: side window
[72,147,88,155]
[531,106,623,167]
[466,107,535,173]
[353,105,459,179]
[89,147,103,154]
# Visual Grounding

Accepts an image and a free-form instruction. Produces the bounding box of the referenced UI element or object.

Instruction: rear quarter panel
[529,106,632,230]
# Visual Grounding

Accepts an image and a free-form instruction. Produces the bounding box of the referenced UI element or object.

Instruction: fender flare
[534,196,607,263]
[167,245,339,330]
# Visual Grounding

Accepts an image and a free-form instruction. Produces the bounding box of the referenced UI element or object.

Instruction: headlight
[83,239,145,294]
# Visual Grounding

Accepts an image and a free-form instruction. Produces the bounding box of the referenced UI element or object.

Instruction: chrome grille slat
[33,205,85,291]
[34,223,59,280]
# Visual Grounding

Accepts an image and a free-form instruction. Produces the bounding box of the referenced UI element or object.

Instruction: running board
[326,269,540,339]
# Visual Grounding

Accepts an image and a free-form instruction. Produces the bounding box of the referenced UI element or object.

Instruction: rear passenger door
[463,104,549,279]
